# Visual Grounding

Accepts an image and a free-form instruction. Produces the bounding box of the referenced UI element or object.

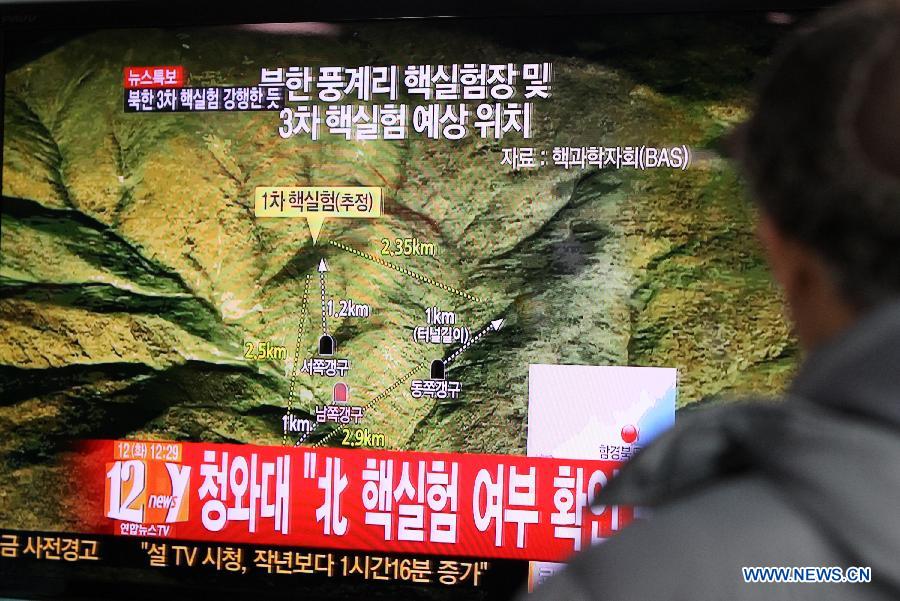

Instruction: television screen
[0,8,798,599]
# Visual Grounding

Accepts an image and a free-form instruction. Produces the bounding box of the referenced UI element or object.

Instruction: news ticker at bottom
[0,529,516,591]
[85,439,632,562]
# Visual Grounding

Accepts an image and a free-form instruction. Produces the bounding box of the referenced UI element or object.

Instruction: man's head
[735,0,900,351]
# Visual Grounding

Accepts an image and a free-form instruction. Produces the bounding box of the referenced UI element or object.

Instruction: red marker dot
[333,382,349,404]
[621,424,639,444]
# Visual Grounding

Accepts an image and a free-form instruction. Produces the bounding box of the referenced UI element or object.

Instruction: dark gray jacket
[526,301,900,600]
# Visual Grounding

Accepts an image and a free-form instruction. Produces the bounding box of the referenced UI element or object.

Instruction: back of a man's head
[738,0,900,309]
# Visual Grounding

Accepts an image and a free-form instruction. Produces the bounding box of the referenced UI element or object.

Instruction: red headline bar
[123,66,186,89]
[75,440,632,563]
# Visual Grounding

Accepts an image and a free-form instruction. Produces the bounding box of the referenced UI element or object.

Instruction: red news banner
[76,440,632,563]
[123,66,186,89]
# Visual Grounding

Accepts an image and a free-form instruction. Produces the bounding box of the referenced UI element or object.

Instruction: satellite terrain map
[1,13,797,532]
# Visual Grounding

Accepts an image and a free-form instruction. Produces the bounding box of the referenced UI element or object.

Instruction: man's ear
[756,210,832,304]
[756,211,795,293]
[756,210,813,332]
[756,210,858,350]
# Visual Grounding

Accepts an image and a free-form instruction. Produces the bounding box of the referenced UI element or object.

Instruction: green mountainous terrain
[1,15,795,529]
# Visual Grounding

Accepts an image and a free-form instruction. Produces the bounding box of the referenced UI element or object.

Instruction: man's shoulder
[534,474,837,600]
